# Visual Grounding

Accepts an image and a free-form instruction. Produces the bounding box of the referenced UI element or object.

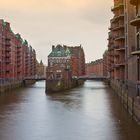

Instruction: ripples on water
[0,80,140,140]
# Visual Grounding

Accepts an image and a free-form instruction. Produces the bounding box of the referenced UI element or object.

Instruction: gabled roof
[48,45,71,57]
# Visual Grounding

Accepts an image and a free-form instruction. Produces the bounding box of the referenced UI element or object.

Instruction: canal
[0,80,140,140]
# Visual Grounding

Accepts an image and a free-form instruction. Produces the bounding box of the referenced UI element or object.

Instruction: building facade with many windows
[47,44,85,80]
[130,0,140,95]
[86,59,103,77]
[0,19,36,85]
[102,0,140,121]
[106,0,140,96]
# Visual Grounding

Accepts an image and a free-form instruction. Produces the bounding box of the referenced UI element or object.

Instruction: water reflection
[106,87,140,140]
[47,88,84,111]
[0,81,139,140]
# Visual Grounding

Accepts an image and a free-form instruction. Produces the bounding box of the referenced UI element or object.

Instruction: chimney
[52,45,55,51]
[5,22,10,29]
[63,45,67,50]
[0,19,4,25]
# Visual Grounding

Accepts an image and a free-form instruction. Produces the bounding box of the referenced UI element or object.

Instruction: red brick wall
[0,19,36,83]
[69,46,85,77]
[86,59,103,77]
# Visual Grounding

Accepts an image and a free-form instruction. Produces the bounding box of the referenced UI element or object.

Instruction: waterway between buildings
[0,80,140,140]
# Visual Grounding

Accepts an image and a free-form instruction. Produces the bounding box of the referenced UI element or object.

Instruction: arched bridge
[23,77,46,81]
[23,76,108,81]
[77,76,108,81]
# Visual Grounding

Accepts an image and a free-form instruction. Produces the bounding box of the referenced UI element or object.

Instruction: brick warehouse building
[36,60,46,78]
[103,50,109,78]
[48,45,85,77]
[68,45,85,77]
[47,44,85,79]
[85,59,103,77]
[46,44,85,92]
[129,0,140,95]
[105,0,140,96]
[0,20,36,85]
[103,0,140,122]
[109,0,127,82]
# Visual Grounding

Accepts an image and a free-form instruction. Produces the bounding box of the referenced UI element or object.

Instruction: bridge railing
[24,76,46,80]
[78,75,108,79]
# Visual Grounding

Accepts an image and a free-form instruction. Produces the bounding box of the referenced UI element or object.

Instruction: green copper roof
[20,38,24,45]
[23,40,28,46]
[48,45,71,57]
[15,34,19,39]
[2,21,6,26]
[65,47,71,55]
[10,28,14,33]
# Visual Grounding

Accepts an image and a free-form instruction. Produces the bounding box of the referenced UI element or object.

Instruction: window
[136,32,140,50]
[137,84,140,96]
[138,58,140,81]
[56,73,61,79]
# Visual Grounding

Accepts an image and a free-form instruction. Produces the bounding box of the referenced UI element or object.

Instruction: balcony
[114,64,120,69]
[110,66,114,71]
[111,3,124,11]
[110,18,115,23]
[5,38,10,41]
[107,37,114,44]
[17,59,21,63]
[131,47,140,55]
[17,54,21,58]
[5,47,11,52]
[108,47,114,51]
[5,42,10,46]
[112,24,124,31]
[114,50,119,56]
[130,0,139,6]
[111,14,124,23]
[5,65,11,69]
[17,71,21,74]
[5,53,11,58]
[115,46,125,51]
[115,60,125,67]
[130,15,140,26]
[108,26,112,30]
[17,50,21,53]
[109,52,114,56]
[17,63,21,67]
[115,34,125,41]
[110,59,114,63]
[5,59,11,64]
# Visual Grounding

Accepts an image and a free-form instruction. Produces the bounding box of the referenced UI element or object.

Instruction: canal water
[0,81,140,140]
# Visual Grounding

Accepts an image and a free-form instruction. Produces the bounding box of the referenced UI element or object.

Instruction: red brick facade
[0,20,36,84]
[68,46,85,77]
[105,0,140,96]
[103,51,109,77]
[129,0,140,95]
[109,0,126,81]
[86,59,103,77]
[47,45,85,79]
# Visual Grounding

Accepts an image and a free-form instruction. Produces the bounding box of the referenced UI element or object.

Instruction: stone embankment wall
[111,80,140,124]
[46,79,84,93]
[0,80,36,93]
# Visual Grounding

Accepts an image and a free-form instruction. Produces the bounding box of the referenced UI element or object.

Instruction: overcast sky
[0,0,113,64]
